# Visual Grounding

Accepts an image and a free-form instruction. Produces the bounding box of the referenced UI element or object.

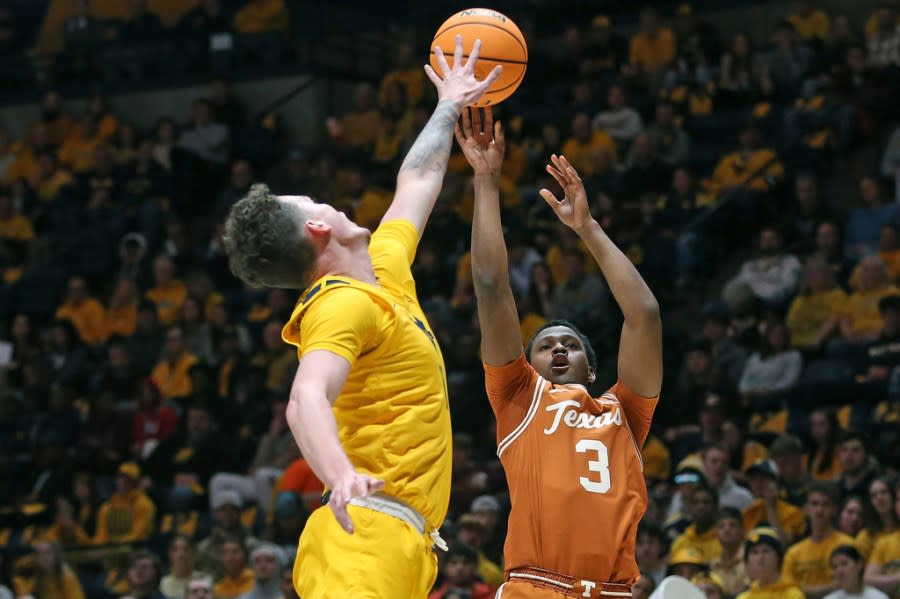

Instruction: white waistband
[347,493,448,550]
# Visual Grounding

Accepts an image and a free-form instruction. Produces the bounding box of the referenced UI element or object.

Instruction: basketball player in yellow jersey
[221,38,502,599]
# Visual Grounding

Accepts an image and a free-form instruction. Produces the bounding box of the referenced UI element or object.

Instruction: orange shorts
[496,580,568,598]
[496,571,633,599]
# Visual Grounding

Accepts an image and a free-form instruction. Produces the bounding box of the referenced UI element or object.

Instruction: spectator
[548,248,609,338]
[782,482,855,598]
[743,460,807,544]
[836,430,879,500]
[845,176,900,261]
[593,83,643,147]
[788,0,831,43]
[722,228,803,315]
[159,535,203,599]
[208,79,246,130]
[55,276,107,346]
[29,150,73,203]
[702,125,784,199]
[837,256,899,345]
[583,15,627,78]
[150,326,198,402]
[670,484,722,563]
[783,175,841,254]
[123,550,167,599]
[719,32,764,104]
[238,543,285,599]
[93,462,156,545]
[214,537,254,599]
[668,547,707,580]
[710,507,751,596]
[646,101,691,165]
[857,477,898,560]
[738,321,802,409]
[561,113,617,176]
[11,540,85,599]
[184,575,215,599]
[628,7,677,83]
[786,257,847,352]
[455,514,503,588]
[766,20,813,98]
[838,496,867,539]
[621,133,673,201]
[59,113,103,173]
[178,100,229,166]
[636,521,669,586]
[769,435,810,507]
[850,225,900,286]
[866,4,900,70]
[196,491,259,579]
[704,443,755,510]
[809,408,843,481]
[103,0,168,82]
[326,82,380,153]
[862,480,900,595]
[378,43,425,109]
[131,379,178,458]
[428,543,495,599]
[217,160,254,218]
[853,294,900,409]
[827,544,890,599]
[738,527,804,599]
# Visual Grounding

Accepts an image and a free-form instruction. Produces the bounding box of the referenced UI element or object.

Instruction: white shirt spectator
[593,107,643,146]
[823,588,889,599]
[738,349,803,395]
[868,25,900,68]
[730,253,803,305]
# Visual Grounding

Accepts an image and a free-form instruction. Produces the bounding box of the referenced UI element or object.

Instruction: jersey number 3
[575,439,611,494]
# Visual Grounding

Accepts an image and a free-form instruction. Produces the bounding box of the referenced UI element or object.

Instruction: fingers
[368,478,385,493]
[453,34,464,71]
[453,123,466,147]
[471,106,483,135]
[538,188,562,208]
[557,155,582,181]
[461,107,473,139]
[331,500,355,534]
[466,38,482,72]
[482,64,503,89]
[494,120,505,151]
[483,106,493,137]
[545,162,567,188]
[433,45,451,77]
[423,64,442,88]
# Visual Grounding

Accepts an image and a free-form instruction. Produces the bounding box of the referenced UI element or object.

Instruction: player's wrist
[572,218,601,236]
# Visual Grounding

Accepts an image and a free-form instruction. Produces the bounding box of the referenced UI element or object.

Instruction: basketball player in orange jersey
[223,39,501,599]
[456,107,662,598]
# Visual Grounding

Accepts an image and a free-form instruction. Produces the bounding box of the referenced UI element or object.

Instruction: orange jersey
[485,354,657,585]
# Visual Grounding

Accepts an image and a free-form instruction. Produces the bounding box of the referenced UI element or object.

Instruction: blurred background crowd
[0,0,899,598]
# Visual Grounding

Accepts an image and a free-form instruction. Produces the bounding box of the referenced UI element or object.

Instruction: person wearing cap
[92,462,156,546]
[666,455,707,522]
[237,542,286,599]
[737,527,804,599]
[671,485,722,564]
[769,434,810,507]
[782,482,856,598]
[196,490,259,579]
[710,507,750,595]
[456,514,503,588]
[742,459,807,545]
[692,571,725,599]
[668,546,707,580]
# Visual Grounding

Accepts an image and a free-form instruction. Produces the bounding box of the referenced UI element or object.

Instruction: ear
[587,367,596,384]
[304,219,331,250]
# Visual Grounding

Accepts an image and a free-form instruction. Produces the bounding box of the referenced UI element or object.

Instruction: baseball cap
[211,490,242,511]
[673,455,706,486]
[118,462,141,480]
[745,459,779,479]
[250,542,287,567]
[669,547,707,567]
[744,526,784,559]
[769,435,804,458]
[471,495,500,513]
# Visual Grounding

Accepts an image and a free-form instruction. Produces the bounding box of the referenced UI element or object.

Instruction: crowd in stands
[0,0,900,598]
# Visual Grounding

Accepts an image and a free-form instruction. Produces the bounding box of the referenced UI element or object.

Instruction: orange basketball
[430,8,527,107]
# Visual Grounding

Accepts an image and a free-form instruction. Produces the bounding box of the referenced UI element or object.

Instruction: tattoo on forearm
[399,100,460,173]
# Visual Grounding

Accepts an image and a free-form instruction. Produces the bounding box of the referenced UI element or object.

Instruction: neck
[845,579,864,594]
[810,523,832,541]
[695,521,714,535]
[721,543,741,560]
[757,571,780,587]
[310,244,377,285]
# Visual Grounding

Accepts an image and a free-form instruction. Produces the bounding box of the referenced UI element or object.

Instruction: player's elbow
[629,297,660,324]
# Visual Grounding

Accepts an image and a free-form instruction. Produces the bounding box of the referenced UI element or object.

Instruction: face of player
[715,517,744,547]
[528,326,595,386]
[279,195,370,247]
[745,544,779,579]
[831,553,863,591]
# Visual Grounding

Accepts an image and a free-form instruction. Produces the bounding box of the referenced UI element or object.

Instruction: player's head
[223,183,369,289]
[524,319,597,385]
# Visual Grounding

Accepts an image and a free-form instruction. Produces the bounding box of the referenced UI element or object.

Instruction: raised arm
[286,350,383,534]
[455,107,521,365]
[382,36,502,235]
[539,155,662,397]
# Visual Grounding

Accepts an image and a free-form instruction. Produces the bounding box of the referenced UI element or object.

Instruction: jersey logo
[411,314,436,348]
[301,278,350,305]
[543,400,622,435]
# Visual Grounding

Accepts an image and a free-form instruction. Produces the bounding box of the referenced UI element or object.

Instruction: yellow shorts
[293,505,438,599]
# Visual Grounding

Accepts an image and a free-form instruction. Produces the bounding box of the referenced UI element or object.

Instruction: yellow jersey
[782,529,855,586]
[282,219,451,529]
[857,527,896,560]
[743,499,807,541]
[870,530,900,574]
[736,579,805,599]
[670,524,722,563]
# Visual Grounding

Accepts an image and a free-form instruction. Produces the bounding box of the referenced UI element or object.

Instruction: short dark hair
[807,481,840,505]
[830,543,863,563]
[222,183,315,288]
[717,506,743,523]
[445,543,477,563]
[691,483,719,505]
[637,521,668,553]
[525,319,597,371]
[129,549,162,585]
[839,429,870,454]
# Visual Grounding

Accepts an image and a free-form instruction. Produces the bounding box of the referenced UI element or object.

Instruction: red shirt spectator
[131,379,178,457]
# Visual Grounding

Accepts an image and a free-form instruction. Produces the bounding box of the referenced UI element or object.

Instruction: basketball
[430,8,527,107]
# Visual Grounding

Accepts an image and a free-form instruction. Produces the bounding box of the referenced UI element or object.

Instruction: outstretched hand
[327,471,385,534]
[425,36,503,107]
[539,155,595,231]
[454,106,505,178]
